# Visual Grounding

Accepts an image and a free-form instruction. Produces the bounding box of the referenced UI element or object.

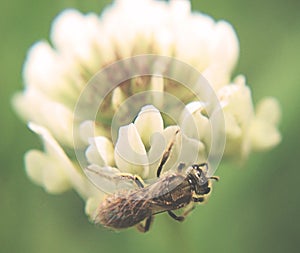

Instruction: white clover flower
[13,0,239,144]
[12,0,281,224]
[85,105,182,181]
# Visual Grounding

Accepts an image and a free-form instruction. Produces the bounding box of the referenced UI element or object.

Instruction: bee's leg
[119,173,145,188]
[182,204,196,217]
[156,129,180,178]
[193,196,205,202]
[168,202,197,222]
[136,216,153,233]
[167,210,184,222]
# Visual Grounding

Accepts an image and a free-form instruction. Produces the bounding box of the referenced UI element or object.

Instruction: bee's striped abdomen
[95,191,152,229]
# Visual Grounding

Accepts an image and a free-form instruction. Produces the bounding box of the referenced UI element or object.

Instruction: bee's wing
[148,173,186,198]
[84,164,136,194]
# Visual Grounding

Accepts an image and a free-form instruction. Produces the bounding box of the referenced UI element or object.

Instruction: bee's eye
[192,164,198,170]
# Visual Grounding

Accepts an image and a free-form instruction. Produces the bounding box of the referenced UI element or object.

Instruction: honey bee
[86,131,219,232]
[87,162,218,232]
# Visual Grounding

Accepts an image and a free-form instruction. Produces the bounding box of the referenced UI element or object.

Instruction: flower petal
[13,90,77,147]
[112,87,126,111]
[249,119,281,151]
[134,105,164,148]
[85,196,104,219]
[27,123,99,199]
[255,97,281,125]
[114,123,149,177]
[86,137,115,166]
[51,9,114,68]
[174,14,214,72]
[148,125,181,177]
[79,120,109,145]
[25,150,71,194]
[218,76,254,158]
[250,97,281,150]
[180,101,211,145]
[23,41,78,103]
[24,150,48,187]
[210,21,239,76]
[179,135,206,165]
[150,76,164,108]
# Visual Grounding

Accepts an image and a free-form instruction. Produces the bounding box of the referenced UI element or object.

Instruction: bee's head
[187,163,219,195]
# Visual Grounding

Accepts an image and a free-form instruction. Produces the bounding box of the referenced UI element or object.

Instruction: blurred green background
[1,0,299,252]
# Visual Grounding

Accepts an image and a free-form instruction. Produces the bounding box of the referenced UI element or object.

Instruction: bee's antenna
[209,176,220,182]
[156,129,180,178]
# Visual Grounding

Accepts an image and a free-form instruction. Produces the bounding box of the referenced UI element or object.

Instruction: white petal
[250,119,281,151]
[24,150,47,186]
[180,101,211,143]
[111,87,125,111]
[85,196,103,219]
[25,150,71,193]
[79,120,108,145]
[51,10,92,58]
[134,105,164,148]
[202,65,231,91]
[102,0,169,57]
[255,97,281,125]
[12,90,76,147]
[23,41,78,102]
[218,79,254,158]
[202,21,239,89]
[169,0,191,21]
[148,125,181,177]
[223,113,242,139]
[28,123,99,198]
[114,124,149,177]
[218,80,254,128]
[179,135,206,165]
[150,76,164,108]
[174,15,214,71]
[250,97,281,150]
[51,9,114,68]
[84,164,137,195]
[210,21,239,74]
[86,137,115,166]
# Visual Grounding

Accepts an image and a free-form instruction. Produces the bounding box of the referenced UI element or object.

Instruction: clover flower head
[13,0,281,223]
